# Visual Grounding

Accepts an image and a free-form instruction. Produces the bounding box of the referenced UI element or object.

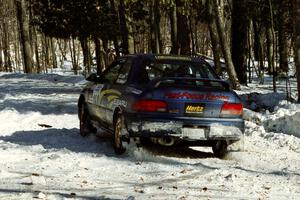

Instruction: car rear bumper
[124,114,245,141]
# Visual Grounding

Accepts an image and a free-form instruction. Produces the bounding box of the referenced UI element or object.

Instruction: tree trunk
[231,0,248,84]
[267,0,277,92]
[0,35,3,71]
[170,3,179,54]
[278,0,290,72]
[32,25,40,73]
[206,0,221,75]
[15,0,33,73]
[2,21,12,72]
[50,38,57,69]
[127,18,135,54]
[13,18,21,72]
[109,0,120,57]
[294,0,300,102]
[80,37,92,74]
[150,0,161,54]
[118,0,134,54]
[266,26,274,74]
[94,36,103,75]
[253,21,265,83]
[189,15,194,55]
[176,0,190,55]
[57,39,67,67]
[208,20,222,76]
[44,35,50,72]
[69,38,78,75]
[212,0,240,89]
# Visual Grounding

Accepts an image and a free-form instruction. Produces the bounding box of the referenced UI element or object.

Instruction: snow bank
[240,92,286,112]
[264,101,300,138]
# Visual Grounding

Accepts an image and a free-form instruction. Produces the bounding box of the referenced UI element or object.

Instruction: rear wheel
[212,140,228,158]
[113,113,127,155]
[79,103,96,137]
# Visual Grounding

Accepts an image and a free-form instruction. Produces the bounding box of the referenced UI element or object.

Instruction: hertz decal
[185,104,205,114]
[186,105,204,113]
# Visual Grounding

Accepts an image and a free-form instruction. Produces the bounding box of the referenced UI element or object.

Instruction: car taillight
[220,102,243,116]
[133,100,167,112]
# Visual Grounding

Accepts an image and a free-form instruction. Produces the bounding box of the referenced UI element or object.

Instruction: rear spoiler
[148,77,231,91]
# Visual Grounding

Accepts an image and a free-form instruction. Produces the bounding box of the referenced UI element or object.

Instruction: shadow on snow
[0,128,215,160]
[0,128,115,156]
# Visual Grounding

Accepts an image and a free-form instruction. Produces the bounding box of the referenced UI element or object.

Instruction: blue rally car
[78,54,244,157]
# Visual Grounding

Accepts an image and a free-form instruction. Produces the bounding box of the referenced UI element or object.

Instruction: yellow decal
[185,105,204,113]
[108,95,120,108]
[98,89,121,106]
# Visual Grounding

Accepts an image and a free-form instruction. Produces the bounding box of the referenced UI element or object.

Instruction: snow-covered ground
[0,72,300,200]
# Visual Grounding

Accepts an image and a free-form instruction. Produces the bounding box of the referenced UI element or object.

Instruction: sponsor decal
[185,104,205,114]
[92,84,104,104]
[110,99,127,108]
[165,92,229,101]
[155,55,192,61]
[126,86,142,95]
[98,89,121,104]
[93,87,122,108]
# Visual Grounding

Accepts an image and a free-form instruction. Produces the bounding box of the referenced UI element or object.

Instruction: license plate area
[182,128,206,140]
[184,103,205,116]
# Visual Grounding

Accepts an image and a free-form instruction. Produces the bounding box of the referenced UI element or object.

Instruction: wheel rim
[114,117,122,149]
[79,104,85,130]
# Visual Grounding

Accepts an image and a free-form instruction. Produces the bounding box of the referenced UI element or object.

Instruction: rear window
[137,59,219,84]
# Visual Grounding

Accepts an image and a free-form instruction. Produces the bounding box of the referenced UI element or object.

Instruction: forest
[0,0,299,99]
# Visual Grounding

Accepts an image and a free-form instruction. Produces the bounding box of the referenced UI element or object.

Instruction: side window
[102,61,123,84]
[198,62,218,79]
[116,58,132,84]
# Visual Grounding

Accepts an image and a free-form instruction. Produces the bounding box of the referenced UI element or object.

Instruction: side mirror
[86,73,99,82]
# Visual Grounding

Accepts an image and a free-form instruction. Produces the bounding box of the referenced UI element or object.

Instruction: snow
[0,72,300,199]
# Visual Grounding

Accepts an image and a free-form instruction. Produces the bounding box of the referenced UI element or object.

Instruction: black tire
[212,140,228,158]
[113,113,127,155]
[79,103,96,137]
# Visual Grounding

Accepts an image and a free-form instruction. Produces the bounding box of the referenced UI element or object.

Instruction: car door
[103,57,133,124]
[89,60,124,123]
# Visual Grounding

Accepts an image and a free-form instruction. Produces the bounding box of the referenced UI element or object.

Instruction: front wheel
[113,113,127,155]
[212,140,228,158]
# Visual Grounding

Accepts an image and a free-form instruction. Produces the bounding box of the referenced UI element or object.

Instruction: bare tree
[176,0,191,55]
[119,0,134,54]
[278,0,290,72]
[170,2,179,54]
[15,0,33,73]
[232,0,249,84]
[212,0,241,89]
[267,0,276,92]
[150,0,162,54]
[206,0,222,75]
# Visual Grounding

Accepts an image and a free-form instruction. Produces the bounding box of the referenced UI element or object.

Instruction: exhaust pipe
[156,137,175,146]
